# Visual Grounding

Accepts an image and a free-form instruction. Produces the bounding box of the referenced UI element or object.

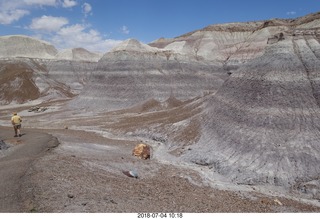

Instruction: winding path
[0,126,59,212]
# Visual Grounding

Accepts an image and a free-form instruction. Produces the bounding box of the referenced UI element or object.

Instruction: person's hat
[13,112,17,115]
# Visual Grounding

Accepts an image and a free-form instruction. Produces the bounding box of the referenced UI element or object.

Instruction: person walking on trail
[11,112,22,137]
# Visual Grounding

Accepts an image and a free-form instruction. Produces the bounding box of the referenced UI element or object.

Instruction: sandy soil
[1,124,320,213]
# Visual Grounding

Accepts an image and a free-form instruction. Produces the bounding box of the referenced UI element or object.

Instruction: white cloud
[286,11,296,15]
[30,15,68,32]
[51,24,122,52]
[121,25,130,34]
[62,0,77,8]
[57,23,86,37]
[23,0,57,6]
[0,9,29,25]
[0,0,59,24]
[0,0,121,52]
[0,0,77,25]
[0,1,25,10]
[0,0,29,24]
[82,2,92,16]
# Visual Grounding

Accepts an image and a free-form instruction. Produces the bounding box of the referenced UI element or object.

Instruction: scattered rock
[296,180,320,199]
[274,199,283,206]
[110,199,117,204]
[67,194,74,199]
[267,32,285,44]
[132,143,151,159]
[0,140,9,150]
[28,106,48,113]
[104,197,118,204]
[122,170,138,178]
[151,136,166,143]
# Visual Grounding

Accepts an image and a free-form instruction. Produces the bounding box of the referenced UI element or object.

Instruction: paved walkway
[0,126,58,212]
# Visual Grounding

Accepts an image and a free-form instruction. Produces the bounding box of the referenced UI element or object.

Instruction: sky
[0,0,320,53]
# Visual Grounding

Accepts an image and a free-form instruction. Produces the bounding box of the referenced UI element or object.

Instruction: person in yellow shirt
[11,112,22,137]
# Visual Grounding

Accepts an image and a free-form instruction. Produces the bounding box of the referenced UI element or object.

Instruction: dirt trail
[0,126,58,212]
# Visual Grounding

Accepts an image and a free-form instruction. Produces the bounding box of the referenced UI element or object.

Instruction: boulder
[132,143,151,159]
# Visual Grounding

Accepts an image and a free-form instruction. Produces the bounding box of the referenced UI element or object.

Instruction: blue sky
[0,0,320,53]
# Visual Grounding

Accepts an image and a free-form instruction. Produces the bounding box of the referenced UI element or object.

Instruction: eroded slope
[182,34,320,197]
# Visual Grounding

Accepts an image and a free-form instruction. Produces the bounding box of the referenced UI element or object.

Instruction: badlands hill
[56,48,102,62]
[2,12,320,202]
[0,36,100,104]
[70,38,224,110]
[0,35,58,59]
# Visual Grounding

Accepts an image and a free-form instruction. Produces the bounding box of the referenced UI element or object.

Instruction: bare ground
[1,98,320,213]
[1,125,320,213]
